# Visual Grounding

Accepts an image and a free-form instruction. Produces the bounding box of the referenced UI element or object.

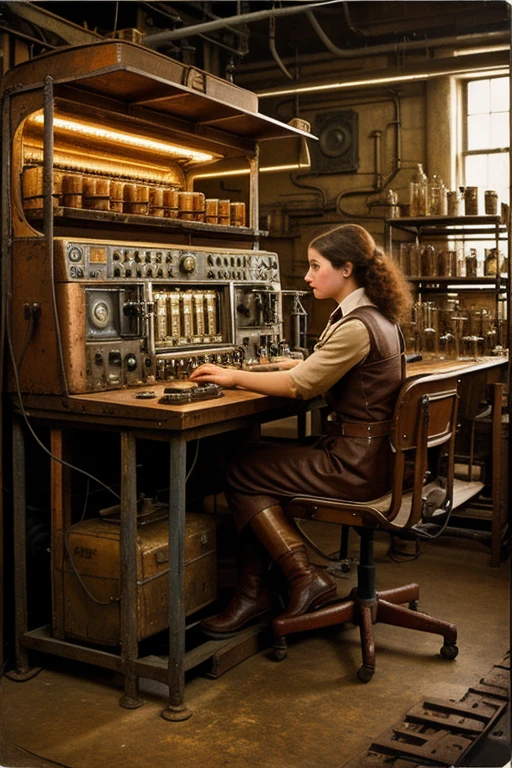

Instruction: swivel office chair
[274,372,483,682]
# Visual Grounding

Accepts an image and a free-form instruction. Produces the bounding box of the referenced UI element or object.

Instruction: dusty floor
[0,527,509,768]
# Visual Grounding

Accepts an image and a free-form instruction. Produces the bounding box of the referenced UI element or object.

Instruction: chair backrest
[387,371,459,528]
[287,371,459,533]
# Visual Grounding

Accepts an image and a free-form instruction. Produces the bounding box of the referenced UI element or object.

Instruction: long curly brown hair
[309,224,413,324]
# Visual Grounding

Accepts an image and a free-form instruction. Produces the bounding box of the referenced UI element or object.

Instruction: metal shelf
[25,207,268,240]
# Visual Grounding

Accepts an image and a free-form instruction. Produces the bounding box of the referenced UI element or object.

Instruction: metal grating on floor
[344,652,510,768]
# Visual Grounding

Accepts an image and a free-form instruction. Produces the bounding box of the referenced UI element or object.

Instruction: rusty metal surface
[0,40,311,141]
[343,653,510,768]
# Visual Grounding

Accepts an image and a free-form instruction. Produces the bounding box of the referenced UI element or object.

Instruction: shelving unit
[386,214,510,565]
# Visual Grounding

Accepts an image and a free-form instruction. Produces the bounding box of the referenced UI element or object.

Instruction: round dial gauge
[91,300,110,329]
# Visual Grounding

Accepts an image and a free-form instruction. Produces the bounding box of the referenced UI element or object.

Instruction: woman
[189,223,413,638]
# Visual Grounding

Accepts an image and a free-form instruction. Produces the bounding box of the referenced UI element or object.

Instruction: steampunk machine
[3,40,311,397]
[2,42,312,677]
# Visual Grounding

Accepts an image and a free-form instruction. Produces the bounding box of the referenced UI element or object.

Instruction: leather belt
[325,419,392,438]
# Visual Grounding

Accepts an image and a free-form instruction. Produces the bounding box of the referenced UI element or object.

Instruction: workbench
[9,355,509,719]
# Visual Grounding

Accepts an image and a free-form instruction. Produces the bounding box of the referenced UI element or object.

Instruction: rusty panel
[54,282,88,394]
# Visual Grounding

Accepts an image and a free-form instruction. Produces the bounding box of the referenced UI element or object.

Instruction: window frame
[461,74,510,204]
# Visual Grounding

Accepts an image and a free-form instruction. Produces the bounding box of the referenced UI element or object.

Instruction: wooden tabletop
[405,355,508,378]
[15,355,507,433]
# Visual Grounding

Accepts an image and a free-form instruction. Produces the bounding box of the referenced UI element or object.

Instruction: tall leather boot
[200,530,273,639]
[251,506,336,619]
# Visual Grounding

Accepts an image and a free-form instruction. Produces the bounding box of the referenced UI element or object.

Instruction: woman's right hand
[188,363,238,388]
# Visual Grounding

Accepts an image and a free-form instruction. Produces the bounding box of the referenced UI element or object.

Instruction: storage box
[57,512,216,646]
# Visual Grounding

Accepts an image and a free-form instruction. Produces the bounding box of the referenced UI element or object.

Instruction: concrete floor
[0,526,509,768]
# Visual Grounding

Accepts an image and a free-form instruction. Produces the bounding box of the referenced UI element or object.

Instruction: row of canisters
[154,290,222,345]
[22,166,246,226]
[395,242,508,278]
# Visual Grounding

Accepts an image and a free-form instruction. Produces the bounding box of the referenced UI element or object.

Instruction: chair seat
[288,476,484,531]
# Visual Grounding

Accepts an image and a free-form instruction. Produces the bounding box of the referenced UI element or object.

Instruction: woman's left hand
[188,363,238,388]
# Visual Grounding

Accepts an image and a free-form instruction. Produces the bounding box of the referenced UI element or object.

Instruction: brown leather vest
[323,306,404,424]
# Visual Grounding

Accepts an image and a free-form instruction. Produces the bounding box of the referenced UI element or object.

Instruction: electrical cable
[113,2,119,34]
[5,292,120,502]
[17,312,35,371]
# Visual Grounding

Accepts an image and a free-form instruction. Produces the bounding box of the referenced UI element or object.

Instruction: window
[463,76,509,206]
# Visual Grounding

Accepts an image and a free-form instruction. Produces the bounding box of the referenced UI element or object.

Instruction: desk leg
[119,431,144,709]
[490,383,503,567]
[162,434,192,721]
[10,418,33,678]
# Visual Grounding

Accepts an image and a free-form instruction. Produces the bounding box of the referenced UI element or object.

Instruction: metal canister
[163,188,179,218]
[178,191,194,220]
[484,190,498,215]
[62,173,84,208]
[149,186,165,217]
[192,192,206,222]
[83,177,111,211]
[447,190,462,217]
[464,186,478,215]
[205,198,219,224]
[110,180,124,213]
[230,201,246,227]
[218,199,230,226]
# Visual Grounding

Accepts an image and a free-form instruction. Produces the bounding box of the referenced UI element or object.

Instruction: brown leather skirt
[225,435,393,530]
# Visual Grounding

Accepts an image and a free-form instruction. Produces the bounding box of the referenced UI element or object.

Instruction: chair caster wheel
[357,664,375,683]
[408,599,419,611]
[272,636,287,661]
[440,642,459,660]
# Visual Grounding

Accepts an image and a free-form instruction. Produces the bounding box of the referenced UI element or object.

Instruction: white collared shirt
[290,288,375,399]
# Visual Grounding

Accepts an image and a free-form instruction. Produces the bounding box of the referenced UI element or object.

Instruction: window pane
[490,113,509,148]
[467,78,490,114]
[488,152,509,204]
[467,114,490,149]
[465,154,488,188]
[490,77,509,113]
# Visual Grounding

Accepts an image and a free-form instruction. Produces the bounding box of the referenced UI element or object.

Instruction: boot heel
[311,586,338,610]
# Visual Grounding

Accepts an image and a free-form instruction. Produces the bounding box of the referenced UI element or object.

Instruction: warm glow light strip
[194,163,310,179]
[257,65,508,98]
[30,114,216,162]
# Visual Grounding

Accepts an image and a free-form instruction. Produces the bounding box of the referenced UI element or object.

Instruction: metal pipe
[43,76,69,397]
[269,17,294,80]
[371,130,382,191]
[305,10,508,59]
[143,0,342,47]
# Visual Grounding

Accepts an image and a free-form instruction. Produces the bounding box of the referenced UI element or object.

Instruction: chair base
[272,582,458,682]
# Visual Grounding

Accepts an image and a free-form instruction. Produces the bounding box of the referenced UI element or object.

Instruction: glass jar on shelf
[484,248,498,276]
[465,248,477,277]
[409,163,428,216]
[428,175,447,216]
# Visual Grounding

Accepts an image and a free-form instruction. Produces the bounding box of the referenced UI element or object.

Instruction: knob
[94,352,103,366]
[125,353,137,372]
[179,254,196,274]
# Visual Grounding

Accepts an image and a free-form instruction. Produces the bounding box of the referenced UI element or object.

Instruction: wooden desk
[408,356,509,566]
[11,386,313,721]
[10,356,509,718]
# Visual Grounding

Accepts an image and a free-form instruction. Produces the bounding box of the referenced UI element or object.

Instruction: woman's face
[305,247,348,303]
